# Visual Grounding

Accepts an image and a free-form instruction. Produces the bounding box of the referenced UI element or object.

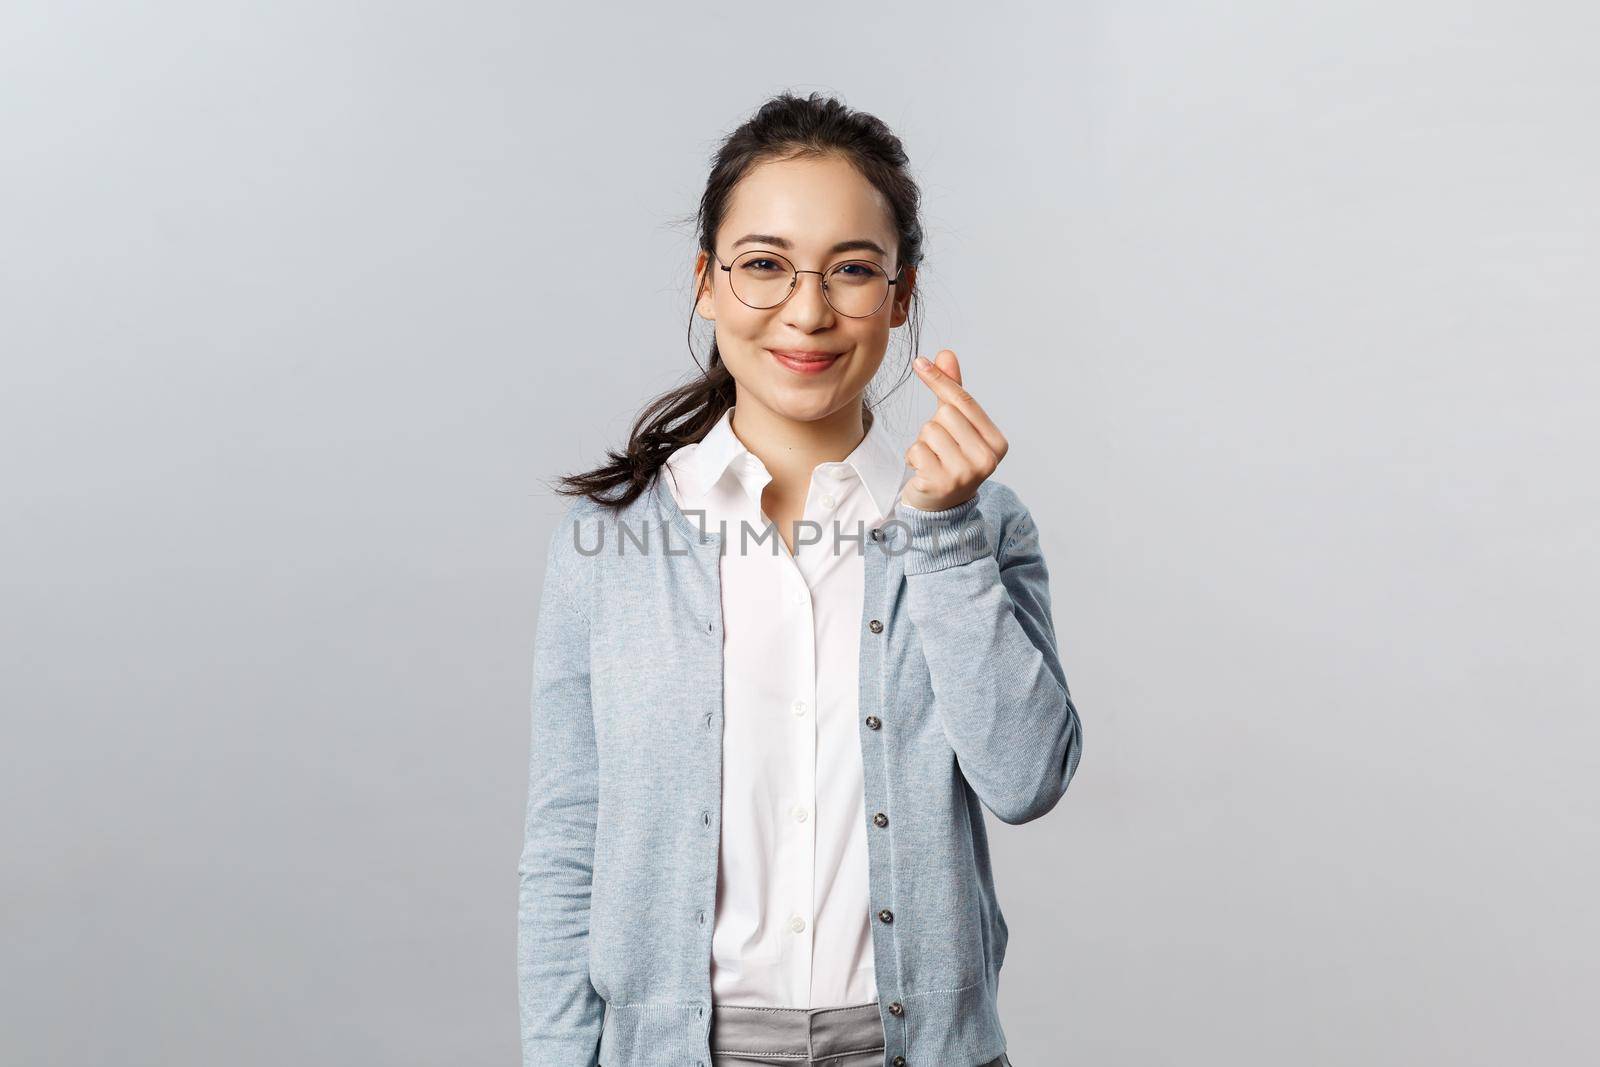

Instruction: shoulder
[550,484,658,545]
[975,476,1033,529]
[976,476,1024,514]
[549,494,606,549]
[556,492,609,531]
[544,481,666,583]
[975,477,1042,560]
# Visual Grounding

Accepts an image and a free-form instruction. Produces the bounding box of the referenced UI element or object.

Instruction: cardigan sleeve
[517,505,605,1066]
[897,486,1084,825]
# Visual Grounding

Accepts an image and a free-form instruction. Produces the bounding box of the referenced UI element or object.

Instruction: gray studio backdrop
[2,3,1595,1065]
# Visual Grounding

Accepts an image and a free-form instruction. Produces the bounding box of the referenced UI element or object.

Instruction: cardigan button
[888,1000,904,1017]
[869,527,883,542]
[893,1058,907,1067]
[873,812,888,827]
[865,715,881,730]
[878,908,894,924]
[868,619,883,633]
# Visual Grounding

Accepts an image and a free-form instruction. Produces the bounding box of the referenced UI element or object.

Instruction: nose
[781,270,835,329]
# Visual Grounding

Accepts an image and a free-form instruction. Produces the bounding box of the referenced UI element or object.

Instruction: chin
[769,390,863,424]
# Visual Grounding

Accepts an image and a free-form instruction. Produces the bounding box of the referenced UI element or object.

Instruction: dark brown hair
[549,90,927,509]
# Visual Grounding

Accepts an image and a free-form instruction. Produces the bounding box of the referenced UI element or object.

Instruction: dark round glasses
[712,249,906,319]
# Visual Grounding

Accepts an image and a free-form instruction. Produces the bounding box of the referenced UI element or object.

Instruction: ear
[888,265,916,328]
[694,251,717,321]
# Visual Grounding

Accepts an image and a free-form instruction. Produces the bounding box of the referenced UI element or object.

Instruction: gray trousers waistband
[710,1000,885,1062]
[708,1000,1010,1067]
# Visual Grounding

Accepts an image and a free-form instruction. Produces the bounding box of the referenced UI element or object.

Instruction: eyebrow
[731,233,889,258]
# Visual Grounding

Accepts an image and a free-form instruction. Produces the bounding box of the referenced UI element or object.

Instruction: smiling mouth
[768,349,844,374]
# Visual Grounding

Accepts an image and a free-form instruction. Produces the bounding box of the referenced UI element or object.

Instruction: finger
[913,354,1007,457]
[932,403,999,470]
[935,348,961,386]
[904,439,945,491]
[917,420,979,480]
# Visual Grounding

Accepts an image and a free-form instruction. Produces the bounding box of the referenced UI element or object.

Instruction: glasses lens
[824,260,891,318]
[728,250,796,309]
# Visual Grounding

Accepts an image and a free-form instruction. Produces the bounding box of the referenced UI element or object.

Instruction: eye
[835,262,883,278]
[740,257,784,273]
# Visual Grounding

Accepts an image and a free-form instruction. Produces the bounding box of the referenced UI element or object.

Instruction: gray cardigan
[518,471,1084,1067]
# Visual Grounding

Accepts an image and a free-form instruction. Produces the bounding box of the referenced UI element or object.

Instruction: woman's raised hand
[901,349,1009,512]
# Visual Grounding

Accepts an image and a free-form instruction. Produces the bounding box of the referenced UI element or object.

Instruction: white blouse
[661,405,912,1009]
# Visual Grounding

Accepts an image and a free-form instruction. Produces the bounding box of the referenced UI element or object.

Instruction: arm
[517,507,605,1065]
[898,486,1084,825]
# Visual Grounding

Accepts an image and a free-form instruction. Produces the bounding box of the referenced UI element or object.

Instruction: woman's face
[695,153,916,426]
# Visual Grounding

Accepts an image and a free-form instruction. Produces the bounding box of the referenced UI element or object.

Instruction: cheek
[849,319,893,356]
[714,324,764,367]
[712,318,773,379]
[843,337,890,385]
[712,295,766,336]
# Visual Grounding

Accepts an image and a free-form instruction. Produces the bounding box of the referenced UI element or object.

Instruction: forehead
[720,154,895,255]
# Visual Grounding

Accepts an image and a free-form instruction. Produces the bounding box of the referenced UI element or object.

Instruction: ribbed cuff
[896,495,991,574]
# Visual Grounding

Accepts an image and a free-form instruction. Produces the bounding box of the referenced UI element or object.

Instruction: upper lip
[767,348,844,360]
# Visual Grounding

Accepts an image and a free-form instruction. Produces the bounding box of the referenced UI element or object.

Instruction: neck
[728,395,867,500]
